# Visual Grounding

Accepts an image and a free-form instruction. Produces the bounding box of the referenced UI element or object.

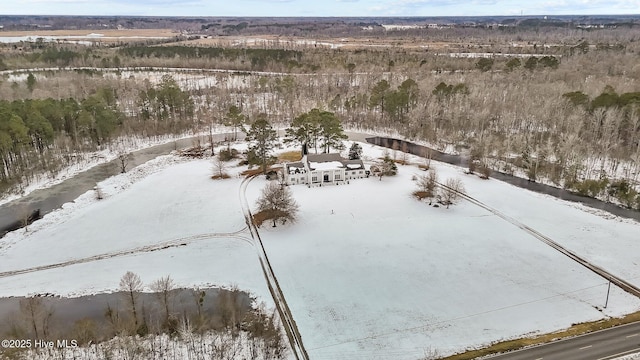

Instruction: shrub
[413,190,431,200]
[219,148,239,161]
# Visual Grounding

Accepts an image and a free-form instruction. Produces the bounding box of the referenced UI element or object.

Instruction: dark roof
[286,161,305,168]
[306,153,344,163]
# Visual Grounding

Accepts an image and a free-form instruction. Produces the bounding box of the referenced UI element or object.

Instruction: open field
[0,28,177,42]
[246,142,640,359]
[0,153,268,300]
[1,141,640,359]
[0,28,178,37]
[174,35,526,51]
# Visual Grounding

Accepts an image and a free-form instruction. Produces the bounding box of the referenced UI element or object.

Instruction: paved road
[434,179,640,360]
[487,322,640,360]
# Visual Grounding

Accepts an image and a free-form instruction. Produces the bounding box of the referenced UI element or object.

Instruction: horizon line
[1,14,639,18]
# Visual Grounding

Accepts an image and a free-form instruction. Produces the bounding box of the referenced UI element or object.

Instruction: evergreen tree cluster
[119,46,302,71]
[0,91,121,191]
[284,108,348,154]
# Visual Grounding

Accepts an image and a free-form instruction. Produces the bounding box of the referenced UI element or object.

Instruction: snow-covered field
[0,128,234,207]
[1,140,640,359]
[0,151,270,302]
[245,142,640,359]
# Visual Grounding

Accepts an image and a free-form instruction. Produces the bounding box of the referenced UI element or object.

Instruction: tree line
[2,30,640,208]
[118,46,303,71]
[0,91,121,192]
[0,74,193,194]
[136,74,194,135]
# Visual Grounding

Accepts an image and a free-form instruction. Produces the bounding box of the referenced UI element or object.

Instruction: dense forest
[0,73,193,193]
[1,24,639,208]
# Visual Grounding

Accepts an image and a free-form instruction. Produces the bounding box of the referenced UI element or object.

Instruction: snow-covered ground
[617,353,640,359]
[0,127,237,207]
[1,140,640,360]
[21,330,282,360]
[0,149,269,303]
[246,142,640,359]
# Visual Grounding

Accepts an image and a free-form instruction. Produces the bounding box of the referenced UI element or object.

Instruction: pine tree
[246,114,277,173]
[348,143,363,160]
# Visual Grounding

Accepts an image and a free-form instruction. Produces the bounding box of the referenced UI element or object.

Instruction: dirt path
[0,228,250,279]
[239,175,310,360]
[438,180,640,299]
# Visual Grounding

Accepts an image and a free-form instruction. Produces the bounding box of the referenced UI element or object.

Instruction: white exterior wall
[285,156,365,186]
[287,174,306,184]
[345,169,366,180]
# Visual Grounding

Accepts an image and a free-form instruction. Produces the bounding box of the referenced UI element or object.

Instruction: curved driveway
[239,175,310,360]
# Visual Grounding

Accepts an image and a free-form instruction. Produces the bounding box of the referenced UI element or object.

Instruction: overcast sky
[1,0,638,17]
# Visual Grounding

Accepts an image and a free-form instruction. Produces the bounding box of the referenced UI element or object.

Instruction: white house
[284,153,367,186]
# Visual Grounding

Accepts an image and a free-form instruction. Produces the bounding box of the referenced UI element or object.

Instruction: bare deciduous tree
[212,156,230,179]
[415,168,438,204]
[420,148,433,170]
[118,152,134,173]
[215,285,245,334]
[400,142,410,164]
[421,346,441,360]
[19,296,53,340]
[18,205,33,232]
[119,271,143,330]
[440,177,466,208]
[255,182,299,227]
[191,288,207,329]
[150,275,176,329]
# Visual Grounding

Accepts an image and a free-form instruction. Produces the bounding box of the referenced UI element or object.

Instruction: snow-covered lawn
[1,156,245,271]
[2,140,640,360]
[0,128,235,207]
[0,235,267,300]
[458,171,640,288]
[246,143,640,359]
[0,152,270,303]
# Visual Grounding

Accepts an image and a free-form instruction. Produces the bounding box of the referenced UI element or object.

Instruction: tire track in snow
[239,175,310,360]
[0,228,251,278]
[439,181,640,299]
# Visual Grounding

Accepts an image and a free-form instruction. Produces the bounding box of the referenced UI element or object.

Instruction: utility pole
[605,278,612,308]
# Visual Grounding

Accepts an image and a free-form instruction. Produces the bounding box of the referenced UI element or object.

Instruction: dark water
[366,136,640,222]
[0,288,252,334]
[0,134,234,235]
